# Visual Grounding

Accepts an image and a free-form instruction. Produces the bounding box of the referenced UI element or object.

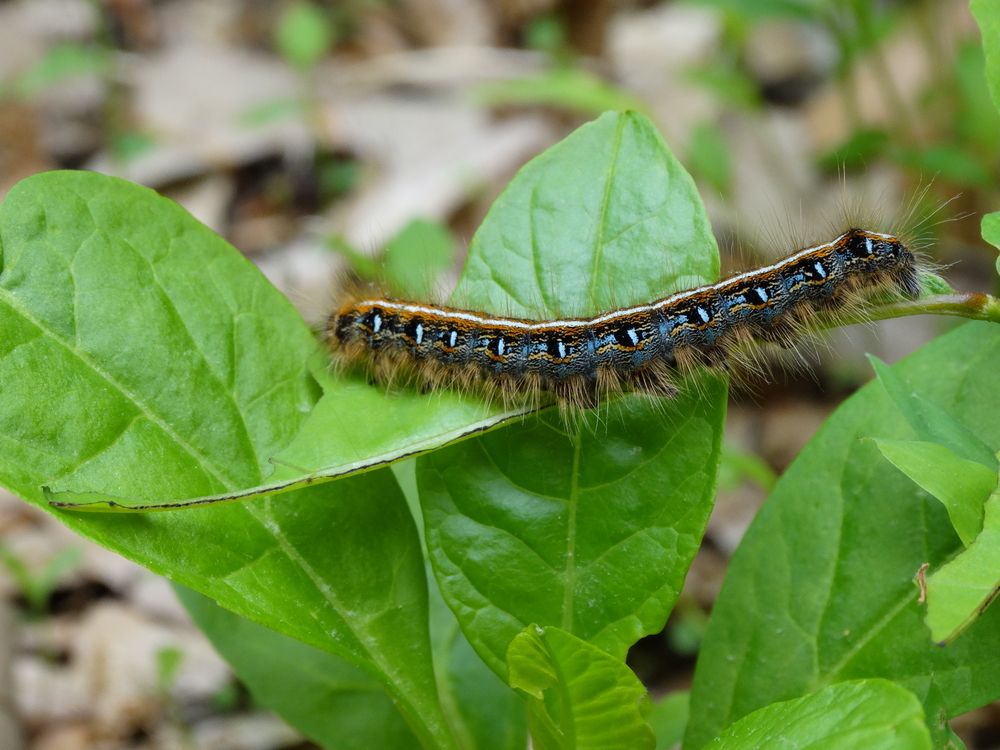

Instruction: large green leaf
[506,625,655,750]
[174,584,422,750]
[49,350,530,511]
[48,216,526,514]
[685,322,1000,750]
[869,356,997,470]
[971,0,1000,115]
[418,111,726,679]
[420,392,724,680]
[925,474,1000,645]
[703,680,931,750]
[869,439,994,546]
[0,172,454,750]
[264,358,533,492]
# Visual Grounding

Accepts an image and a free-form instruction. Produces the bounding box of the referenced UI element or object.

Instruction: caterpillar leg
[552,378,600,410]
[625,368,679,399]
[758,321,798,349]
[701,346,730,371]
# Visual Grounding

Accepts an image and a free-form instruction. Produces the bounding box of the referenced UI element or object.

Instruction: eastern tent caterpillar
[327,228,927,411]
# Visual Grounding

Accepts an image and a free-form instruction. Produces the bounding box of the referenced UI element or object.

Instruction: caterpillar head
[843,229,921,298]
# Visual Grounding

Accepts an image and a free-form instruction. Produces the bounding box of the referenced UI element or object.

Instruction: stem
[834,293,1000,327]
[300,64,330,146]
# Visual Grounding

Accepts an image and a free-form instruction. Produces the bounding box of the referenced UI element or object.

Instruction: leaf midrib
[563,430,582,633]
[587,115,626,305]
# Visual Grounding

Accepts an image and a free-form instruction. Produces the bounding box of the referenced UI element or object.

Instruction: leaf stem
[843,293,1000,326]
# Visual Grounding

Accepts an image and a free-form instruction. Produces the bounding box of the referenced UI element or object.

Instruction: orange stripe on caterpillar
[327,228,925,410]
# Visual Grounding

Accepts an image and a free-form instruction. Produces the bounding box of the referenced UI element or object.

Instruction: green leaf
[383,219,454,299]
[686,322,1000,750]
[0,543,81,615]
[156,646,183,693]
[648,692,689,750]
[687,123,732,196]
[523,15,566,54]
[318,155,360,199]
[111,132,157,164]
[868,439,994,546]
[328,235,380,280]
[0,171,455,750]
[175,584,423,750]
[925,473,1000,645]
[668,597,709,657]
[971,0,1000,116]
[983,212,1000,277]
[868,355,998,471]
[472,68,650,120]
[506,625,655,750]
[954,42,1000,155]
[50,215,520,513]
[420,391,725,679]
[276,1,332,69]
[921,681,968,750]
[702,680,931,750]
[50,350,533,511]
[717,443,776,492]
[419,111,725,679]
[917,272,954,297]
[266,357,535,486]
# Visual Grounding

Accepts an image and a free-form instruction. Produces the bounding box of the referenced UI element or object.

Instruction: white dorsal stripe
[356,231,885,333]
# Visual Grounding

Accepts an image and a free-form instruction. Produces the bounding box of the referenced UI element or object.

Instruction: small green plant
[0,11,155,164]
[671,0,1000,246]
[243,1,333,133]
[0,544,82,618]
[243,1,360,205]
[1,8,1000,750]
[470,10,649,122]
[157,646,184,694]
[329,218,455,299]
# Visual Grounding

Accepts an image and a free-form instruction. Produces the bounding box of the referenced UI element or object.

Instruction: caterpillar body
[328,228,924,410]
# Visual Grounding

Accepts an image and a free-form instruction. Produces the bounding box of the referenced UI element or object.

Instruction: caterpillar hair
[325,225,936,413]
